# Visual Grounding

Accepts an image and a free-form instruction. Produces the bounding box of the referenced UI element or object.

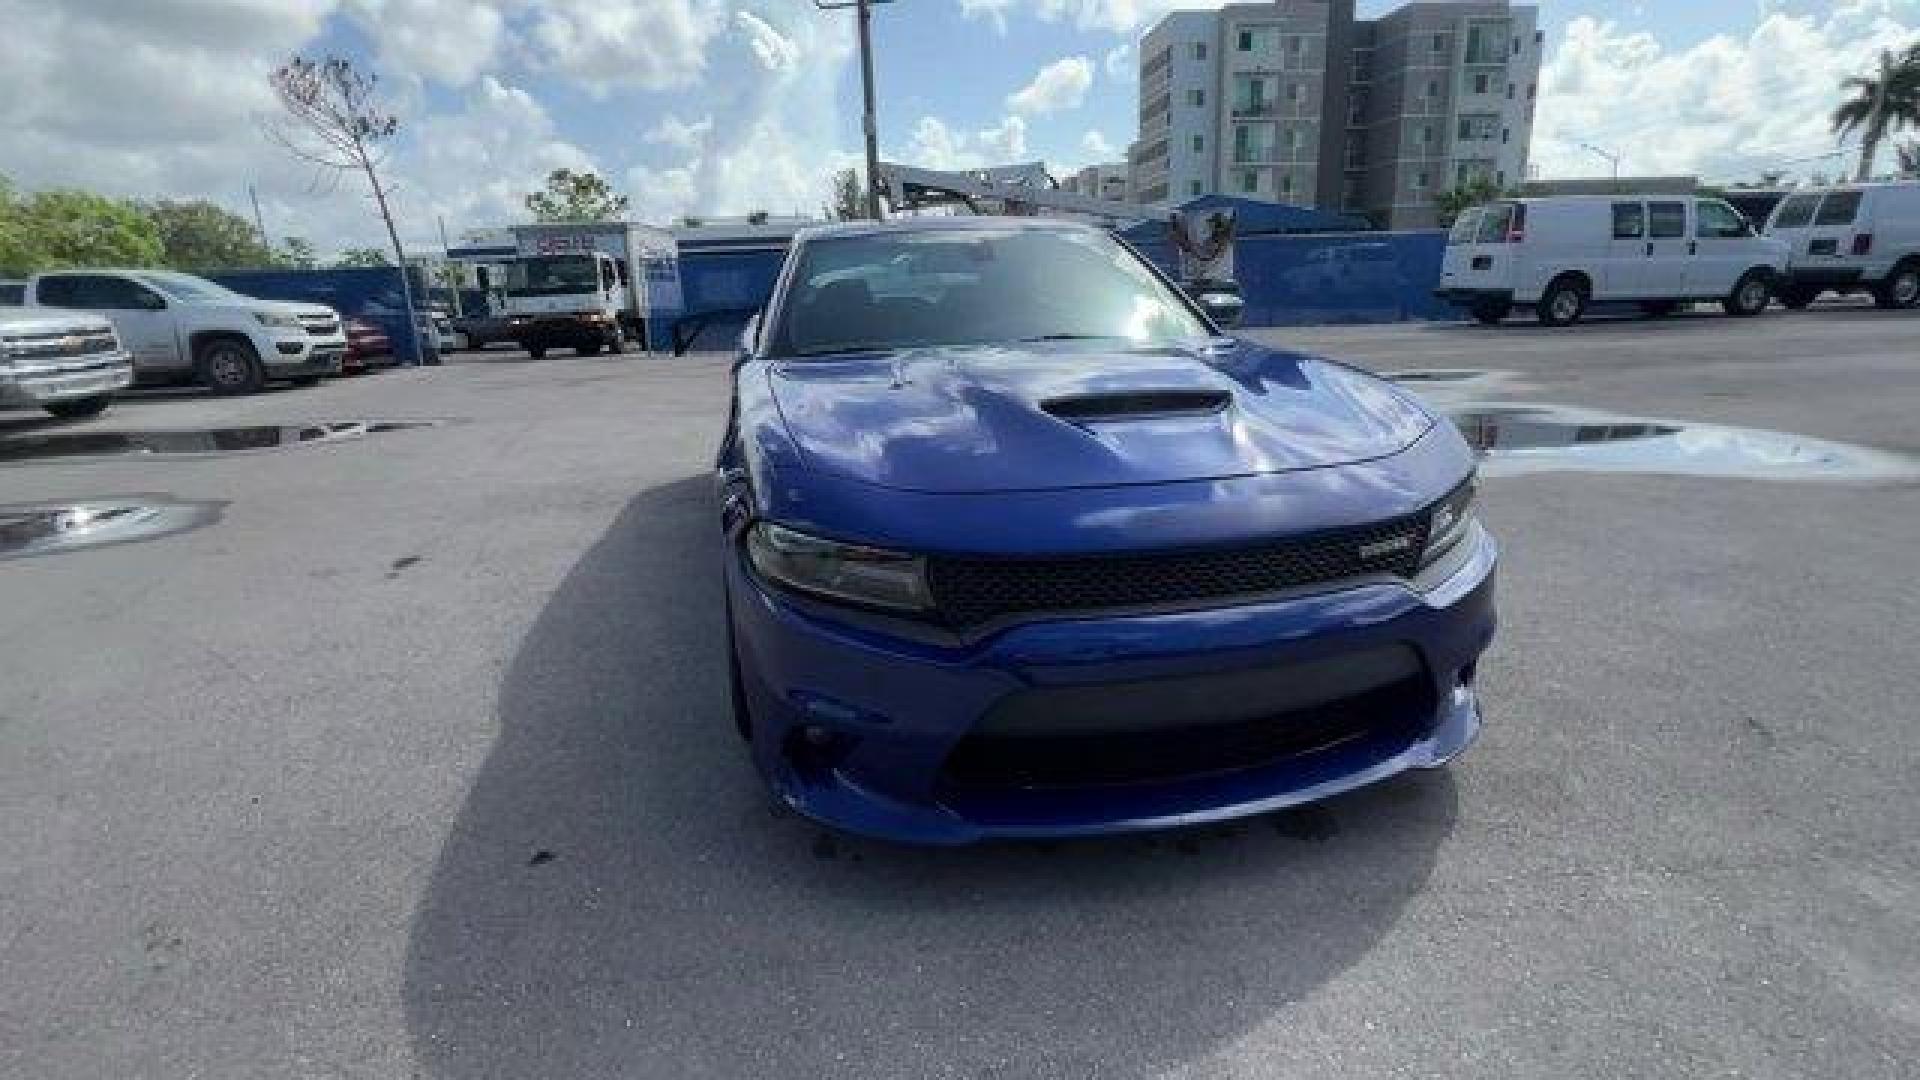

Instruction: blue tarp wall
[1131,229,1456,326]
[671,230,1457,345]
[209,266,437,364]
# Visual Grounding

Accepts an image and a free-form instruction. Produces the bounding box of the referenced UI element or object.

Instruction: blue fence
[1132,230,1455,325]
[671,230,1457,348]
[209,267,437,364]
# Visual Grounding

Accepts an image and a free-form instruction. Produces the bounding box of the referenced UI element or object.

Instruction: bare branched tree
[265,55,424,356]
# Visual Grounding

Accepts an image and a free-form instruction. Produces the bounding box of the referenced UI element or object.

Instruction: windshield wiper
[1010,333,1118,343]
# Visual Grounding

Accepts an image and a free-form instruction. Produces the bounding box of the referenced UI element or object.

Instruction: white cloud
[735,10,801,72]
[1080,129,1118,161]
[1008,55,1093,115]
[1104,42,1134,81]
[904,114,1029,169]
[1535,1,1920,184]
[344,0,509,86]
[644,113,715,151]
[959,1,1213,35]
[528,0,727,93]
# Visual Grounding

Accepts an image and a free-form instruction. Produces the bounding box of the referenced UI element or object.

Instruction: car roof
[792,215,1105,244]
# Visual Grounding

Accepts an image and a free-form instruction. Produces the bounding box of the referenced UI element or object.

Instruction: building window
[1502,127,1511,144]
[1193,42,1207,61]
[1286,81,1301,103]
[1432,33,1448,55]
[1280,172,1294,196]
[1427,79,1441,99]
[1457,113,1499,141]
[1507,82,1516,99]
[1414,171,1430,191]
[1465,21,1509,64]
[1238,29,1252,51]
[1190,88,1205,107]
[1528,83,1537,100]
[1419,124,1434,147]
[1535,29,1544,44]
[1287,35,1303,56]
[1472,72,1493,94]
[1192,134,1204,153]
[1496,170,1506,186]
[1232,73,1271,114]
[1241,171,1259,193]
[1191,179,1203,196]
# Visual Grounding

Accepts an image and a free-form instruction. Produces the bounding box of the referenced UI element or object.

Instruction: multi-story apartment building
[1061,162,1131,201]
[1134,0,1540,228]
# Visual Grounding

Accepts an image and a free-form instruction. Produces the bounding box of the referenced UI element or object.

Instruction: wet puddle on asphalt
[1384,370,1920,481]
[0,421,441,464]
[0,497,224,560]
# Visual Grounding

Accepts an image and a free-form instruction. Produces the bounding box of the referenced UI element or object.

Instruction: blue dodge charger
[717,217,1496,844]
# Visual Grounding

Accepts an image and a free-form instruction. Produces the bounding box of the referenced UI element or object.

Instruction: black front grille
[925,504,1434,630]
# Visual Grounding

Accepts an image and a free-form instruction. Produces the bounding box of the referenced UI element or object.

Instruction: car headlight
[1420,476,1479,568]
[746,522,932,612]
[255,311,302,329]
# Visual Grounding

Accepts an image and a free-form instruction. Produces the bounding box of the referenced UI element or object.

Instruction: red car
[341,317,392,374]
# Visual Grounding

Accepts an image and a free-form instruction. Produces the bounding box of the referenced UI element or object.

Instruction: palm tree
[1832,45,1920,183]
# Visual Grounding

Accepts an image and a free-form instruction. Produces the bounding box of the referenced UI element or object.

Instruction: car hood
[765,338,1435,493]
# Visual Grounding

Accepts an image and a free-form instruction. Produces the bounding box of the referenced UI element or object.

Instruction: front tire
[526,345,546,360]
[1723,271,1772,317]
[1536,277,1588,327]
[43,395,112,419]
[1872,263,1920,309]
[197,338,265,395]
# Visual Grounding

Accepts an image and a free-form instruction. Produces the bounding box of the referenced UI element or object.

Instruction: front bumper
[1434,287,1515,306]
[0,351,135,407]
[729,524,1498,844]
[261,331,346,376]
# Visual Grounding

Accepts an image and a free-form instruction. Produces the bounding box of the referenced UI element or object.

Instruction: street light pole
[815,0,892,220]
[1577,141,1622,191]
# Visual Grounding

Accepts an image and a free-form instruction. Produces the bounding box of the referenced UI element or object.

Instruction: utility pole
[248,184,270,250]
[436,214,462,317]
[815,0,893,220]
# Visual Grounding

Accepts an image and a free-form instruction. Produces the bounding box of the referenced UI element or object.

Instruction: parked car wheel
[1640,300,1680,318]
[1469,300,1511,325]
[1722,271,1772,318]
[526,345,546,360]
[578,341,602,356]
[1872,262,1920,310]
[1536,276,1588,327]
[605,328,626,354]
[43,395,112,420]
[197,337,265,395]
[1777,284,1819,310]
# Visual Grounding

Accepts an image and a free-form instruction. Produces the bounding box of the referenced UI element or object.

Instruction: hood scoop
[1041,390,1230,423]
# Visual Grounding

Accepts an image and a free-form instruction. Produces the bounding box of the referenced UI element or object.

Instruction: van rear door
[1441,202,1520,296]
[1802,189,1866,268]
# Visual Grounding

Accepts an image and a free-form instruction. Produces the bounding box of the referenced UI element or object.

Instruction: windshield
[504,256,600,296]
[138,272,245,303]
[1448,208,1483,245]
[771,227,1211,357]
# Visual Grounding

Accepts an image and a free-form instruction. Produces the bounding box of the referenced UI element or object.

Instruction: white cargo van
[1436,196,1788,327]
[1764,183,1920,310]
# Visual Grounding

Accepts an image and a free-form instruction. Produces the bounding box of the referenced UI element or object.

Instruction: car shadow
[401,474,1459,1078]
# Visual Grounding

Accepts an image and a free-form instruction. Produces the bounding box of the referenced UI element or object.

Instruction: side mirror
[739,311,762,357]
[1191,285,1244,330]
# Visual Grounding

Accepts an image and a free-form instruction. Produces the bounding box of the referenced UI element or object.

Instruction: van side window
[1612,203,1644,239]
[1770,193,1820,230]
[1696,200,1749,238]
[1474,203,1513,244]
[35,276,86,307]
[1648,202,1686,239]
[1814,190,1863,227]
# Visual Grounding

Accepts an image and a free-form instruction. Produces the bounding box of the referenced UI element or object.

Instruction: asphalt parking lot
[5,308,1919,1079]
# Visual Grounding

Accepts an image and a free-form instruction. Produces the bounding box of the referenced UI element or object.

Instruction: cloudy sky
[1,0,1915,254]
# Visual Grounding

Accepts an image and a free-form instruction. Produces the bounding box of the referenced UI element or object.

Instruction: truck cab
[24,270,347,394]
[501,252,637,358]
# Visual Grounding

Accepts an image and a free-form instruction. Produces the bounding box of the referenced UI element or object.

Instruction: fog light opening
[785,725,858,780]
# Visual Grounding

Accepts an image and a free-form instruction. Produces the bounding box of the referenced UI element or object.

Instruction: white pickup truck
[20,269,347,394]
[0,308,134,418]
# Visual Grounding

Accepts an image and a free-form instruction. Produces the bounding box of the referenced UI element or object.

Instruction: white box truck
[500,222,679,357]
